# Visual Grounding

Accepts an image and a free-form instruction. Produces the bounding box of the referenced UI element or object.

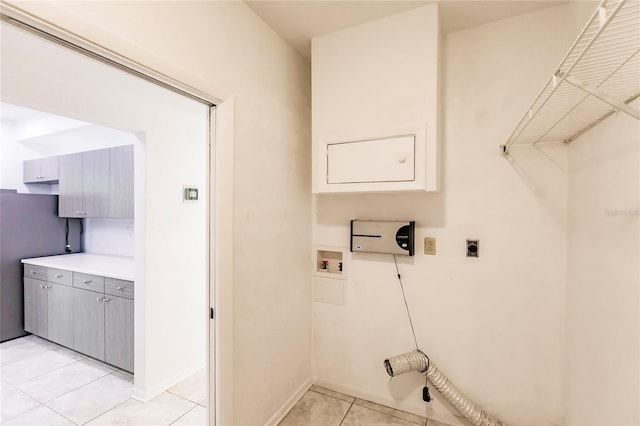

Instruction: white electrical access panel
[314,125,437,193]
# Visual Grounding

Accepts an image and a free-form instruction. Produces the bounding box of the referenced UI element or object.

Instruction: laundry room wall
[311,3,594,425]
[565,98,640,425]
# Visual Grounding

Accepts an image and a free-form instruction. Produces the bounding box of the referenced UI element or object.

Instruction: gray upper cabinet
[82,149,110,217]
[23,157,59,184]
[59,153,84,217]
[109,145,134,218]
[59,146,132,218]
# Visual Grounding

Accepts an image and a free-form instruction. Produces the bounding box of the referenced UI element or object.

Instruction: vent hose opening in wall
[384,255,508,426]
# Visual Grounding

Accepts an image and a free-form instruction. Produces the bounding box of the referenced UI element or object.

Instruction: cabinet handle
[35,175,43,179]
[40,284,45,289]
[117,286,123,291]
[102,298,110,303]
[55,274,63,278]
[97,297,103,302]
[30,270,37,274]
[83,280,92,284]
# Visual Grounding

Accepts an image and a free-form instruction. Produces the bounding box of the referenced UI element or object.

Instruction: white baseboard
[265,376,315,426]
[131,361,206,403]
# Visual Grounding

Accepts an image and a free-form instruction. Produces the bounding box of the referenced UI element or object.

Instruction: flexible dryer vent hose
[384,351,508,426]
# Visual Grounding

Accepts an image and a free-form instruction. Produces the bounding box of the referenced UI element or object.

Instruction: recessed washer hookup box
[350,220,415,256]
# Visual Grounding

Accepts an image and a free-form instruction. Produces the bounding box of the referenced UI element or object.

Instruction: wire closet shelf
[501,0,640,155]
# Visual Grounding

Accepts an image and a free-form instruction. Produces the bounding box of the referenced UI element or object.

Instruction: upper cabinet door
[109,145,134,218]
[327,135,415,184]
[23,157,59,184]
[40,156,59,183]
[23,159,41,184]
[57,146,133,218]
[59,153,84,217]
[82,148,110,217]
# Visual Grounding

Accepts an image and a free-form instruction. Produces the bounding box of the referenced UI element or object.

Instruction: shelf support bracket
[564,76,640,121]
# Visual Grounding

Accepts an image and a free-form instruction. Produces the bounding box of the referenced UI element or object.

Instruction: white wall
[0,119,52,194]
[565,99,640,425]
[3,2,312,425]
[312,3,593,425]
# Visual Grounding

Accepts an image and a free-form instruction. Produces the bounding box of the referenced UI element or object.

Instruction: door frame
[1,4,231,425]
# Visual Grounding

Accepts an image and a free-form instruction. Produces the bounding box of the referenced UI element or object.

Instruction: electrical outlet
[424,237,436,255]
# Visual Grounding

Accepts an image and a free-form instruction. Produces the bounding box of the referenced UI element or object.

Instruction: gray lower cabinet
[23,277,73,347]
[73,288,106,361]
[24,277,47,338]
[47,282,74,348]
[105,296,134,372]
[24,264,134,372]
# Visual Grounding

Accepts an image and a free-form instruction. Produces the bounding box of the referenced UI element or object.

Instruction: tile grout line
[39,399,84,426]
[78,396,132,425]
[337,400,355,426]
[166,389,204,407]
[0,386,43,424]
[37,370,117,406]
[167,404,200,426]
[3,353,83,387]
[309,389,427,426]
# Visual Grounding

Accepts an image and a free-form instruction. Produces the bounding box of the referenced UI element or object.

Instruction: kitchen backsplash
[83,218,134,257]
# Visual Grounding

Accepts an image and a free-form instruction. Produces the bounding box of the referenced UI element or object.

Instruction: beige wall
[312,3,592,425]
[565,99,640,425]
[5,1,312,425]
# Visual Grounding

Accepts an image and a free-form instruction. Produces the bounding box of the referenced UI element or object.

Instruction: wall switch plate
[424,237,436,255]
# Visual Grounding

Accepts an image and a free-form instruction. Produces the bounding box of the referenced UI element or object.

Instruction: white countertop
[22,253,134,281]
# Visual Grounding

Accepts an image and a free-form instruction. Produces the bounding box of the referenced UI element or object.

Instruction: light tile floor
[279,385,463,426]
[0,335,206,426]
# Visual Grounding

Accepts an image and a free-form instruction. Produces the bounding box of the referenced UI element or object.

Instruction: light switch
[183,186,198,202]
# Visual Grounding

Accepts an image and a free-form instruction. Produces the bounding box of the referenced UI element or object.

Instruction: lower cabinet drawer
[24,264,47,281]
[73,272,105,293]
[105,278,134,300]
[47,268,73,286]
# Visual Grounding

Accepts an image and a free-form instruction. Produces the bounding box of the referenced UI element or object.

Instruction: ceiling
[245,0,568,60]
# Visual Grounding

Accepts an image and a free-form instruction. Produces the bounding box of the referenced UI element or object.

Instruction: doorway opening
[1,12,218,425]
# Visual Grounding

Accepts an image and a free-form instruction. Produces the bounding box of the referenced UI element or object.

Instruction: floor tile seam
[337,400,355,426]
[168,404,199,426]
[164,390,201,408]
[23,367,115,404]
[39,400,83,426]
[7,357,82,387]
[307,388,354,404]
[0,403,43,425]
[352,400,424,426]
[0,349,49,368]
[77,396,132,425]
[0,390,43,424]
